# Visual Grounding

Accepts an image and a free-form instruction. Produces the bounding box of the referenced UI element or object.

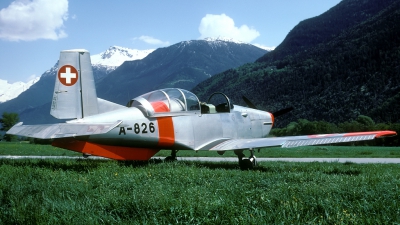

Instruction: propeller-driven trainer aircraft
[7,49,397,169]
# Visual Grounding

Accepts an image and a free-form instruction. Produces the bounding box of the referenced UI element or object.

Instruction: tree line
[0,112,19,142]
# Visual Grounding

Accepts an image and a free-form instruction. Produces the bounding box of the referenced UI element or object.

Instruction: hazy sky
[0,0,341,83]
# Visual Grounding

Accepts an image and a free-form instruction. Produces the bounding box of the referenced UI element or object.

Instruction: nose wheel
[235,149,257,170]
[164,150,178,162]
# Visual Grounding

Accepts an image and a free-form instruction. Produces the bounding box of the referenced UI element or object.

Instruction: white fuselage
[73,105,273,151]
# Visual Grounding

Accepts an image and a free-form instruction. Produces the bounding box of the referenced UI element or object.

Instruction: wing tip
[342,130,397,138]
[375,130,397,138]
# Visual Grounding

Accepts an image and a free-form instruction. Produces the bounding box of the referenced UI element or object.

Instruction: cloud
[134,35,170,46]
[0,0,69,41]
[198,14,260,43]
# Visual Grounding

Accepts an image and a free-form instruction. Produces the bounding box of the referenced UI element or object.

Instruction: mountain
[256,0,396,63]
[192,0,400,127]
[0,77,40,103]
[91,46,155,81]
[1,41,267,124]
[91,46,155,67]
[96,38,267,105]
[0,46,153,124]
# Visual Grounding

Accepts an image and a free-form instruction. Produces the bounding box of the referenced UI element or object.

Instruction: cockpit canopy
[128,88,200,116]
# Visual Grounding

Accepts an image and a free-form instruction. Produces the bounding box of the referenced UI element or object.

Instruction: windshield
[129,88,200,116]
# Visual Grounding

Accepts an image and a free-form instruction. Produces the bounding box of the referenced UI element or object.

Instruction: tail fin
[51,49,99,119]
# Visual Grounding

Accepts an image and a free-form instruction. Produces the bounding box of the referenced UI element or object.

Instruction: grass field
[0,158,399,224]
[1,142,400,158]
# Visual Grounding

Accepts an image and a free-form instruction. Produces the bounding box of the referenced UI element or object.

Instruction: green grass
[0,159,399,224]
[0,142,81,157]
[1,142,400,158]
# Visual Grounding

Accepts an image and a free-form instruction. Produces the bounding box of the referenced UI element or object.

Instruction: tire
[164,156,176,162]
[239,158,254,170]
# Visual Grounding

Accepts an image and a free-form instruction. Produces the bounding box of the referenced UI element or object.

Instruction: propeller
[271,107,294,118]
[242,96,257,109]
[242,96,293,117]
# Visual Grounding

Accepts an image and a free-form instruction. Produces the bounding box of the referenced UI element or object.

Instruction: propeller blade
[242,96,257,109]
[272,107,294,117]
[242,95,293,117]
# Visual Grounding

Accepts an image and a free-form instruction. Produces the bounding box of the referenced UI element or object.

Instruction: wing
[6,120,122,139]
[209,131,397,151]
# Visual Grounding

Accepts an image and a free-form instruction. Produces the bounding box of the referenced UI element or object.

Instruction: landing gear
[164,150,178,162]
[83,153,91,158]
[235,149,257,170]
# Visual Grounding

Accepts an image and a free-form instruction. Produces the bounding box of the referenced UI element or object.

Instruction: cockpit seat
[215,103,229,113]
[201,103,216,114]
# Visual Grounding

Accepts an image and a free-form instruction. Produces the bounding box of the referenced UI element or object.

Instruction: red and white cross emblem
[58,65,78,86]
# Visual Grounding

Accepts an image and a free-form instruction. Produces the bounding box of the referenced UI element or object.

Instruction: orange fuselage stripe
[52,138,159,160]
[157,117,175,147]
[150,101,175,147]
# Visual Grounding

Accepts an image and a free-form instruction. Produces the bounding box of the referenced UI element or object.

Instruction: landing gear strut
[165,150,178,162]
[235,149,257,170]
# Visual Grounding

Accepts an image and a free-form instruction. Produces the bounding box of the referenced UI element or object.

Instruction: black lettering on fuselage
[119,127,126,135]
[118,123,155,135]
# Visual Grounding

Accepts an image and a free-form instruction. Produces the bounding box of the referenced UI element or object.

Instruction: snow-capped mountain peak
[203,37,245,44]
[0,46,154,103]
[202,37,274,51]
[0,77,40,103]
[91,46,155,67]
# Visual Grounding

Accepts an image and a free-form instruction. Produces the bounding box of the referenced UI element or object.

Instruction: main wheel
[249,156,257,167]
[239,158,255,170]
[239,156,257,170]
[164,155,177,162]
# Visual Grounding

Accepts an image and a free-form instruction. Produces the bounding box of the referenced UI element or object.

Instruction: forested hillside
[192,0,400,128]
[257,0,396,63]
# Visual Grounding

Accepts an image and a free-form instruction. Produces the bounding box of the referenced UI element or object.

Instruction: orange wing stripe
[343,130,397,138]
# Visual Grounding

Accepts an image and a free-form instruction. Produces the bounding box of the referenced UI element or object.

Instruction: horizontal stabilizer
[97,98,126,113]
[6,120,122,139]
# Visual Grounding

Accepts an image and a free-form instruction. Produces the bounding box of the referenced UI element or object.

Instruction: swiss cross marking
[58,65,78,86]
[61,67,76,84]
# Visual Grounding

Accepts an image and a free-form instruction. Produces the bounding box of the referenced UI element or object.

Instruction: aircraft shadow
[0,158,108,173]
[0,158,361,175]
[119,159,272,172]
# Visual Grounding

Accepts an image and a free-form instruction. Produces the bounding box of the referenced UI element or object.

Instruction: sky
[0,0,341,83]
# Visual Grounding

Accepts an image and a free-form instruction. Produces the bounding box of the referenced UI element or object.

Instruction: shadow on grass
[117,158,164,167]
[173,160,275,172]
[117,159,274,171]
[1,158,362,175]
[0,158,109,172]
[323,167,362,176]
